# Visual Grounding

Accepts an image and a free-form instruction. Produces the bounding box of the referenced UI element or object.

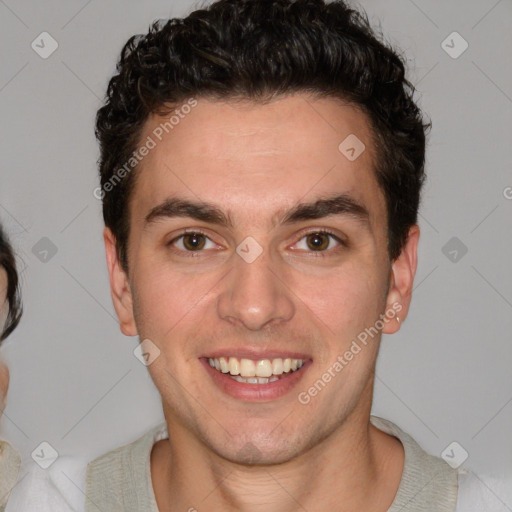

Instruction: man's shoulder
[371,416,512,512]
[87,422,167,471]
[370,415,458,511]
[370,415,459,480]
[85,423,167,512]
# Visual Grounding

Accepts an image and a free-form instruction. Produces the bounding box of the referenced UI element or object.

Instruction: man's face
[106,94,417,464]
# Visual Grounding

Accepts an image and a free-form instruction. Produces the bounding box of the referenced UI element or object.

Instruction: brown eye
[182,233,206,250]
[292,230,345,256]
[306,232,331,251]
[167,230,220,257]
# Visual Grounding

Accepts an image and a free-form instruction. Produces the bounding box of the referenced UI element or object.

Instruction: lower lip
[200,358,311,402]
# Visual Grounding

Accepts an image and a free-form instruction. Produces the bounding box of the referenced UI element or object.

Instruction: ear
[382,225,420,335]
[104,227,138,336]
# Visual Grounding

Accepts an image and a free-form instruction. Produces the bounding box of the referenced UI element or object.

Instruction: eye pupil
[307,233,329,251]
[183,233,205,250]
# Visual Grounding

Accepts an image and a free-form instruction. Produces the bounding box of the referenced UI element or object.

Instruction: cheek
[132,264,218,343]
[0,362,9,404]
[0,301,8,336]
[293,261,385,336]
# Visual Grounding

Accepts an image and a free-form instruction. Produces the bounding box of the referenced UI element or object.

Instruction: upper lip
[201,349,312,360]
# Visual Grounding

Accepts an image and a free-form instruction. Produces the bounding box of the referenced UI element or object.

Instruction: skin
[105,94,419,512]
[0,268,9,414]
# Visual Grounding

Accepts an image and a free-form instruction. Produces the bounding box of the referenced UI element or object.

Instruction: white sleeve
[5,455,87,512]
[455,468,512,512]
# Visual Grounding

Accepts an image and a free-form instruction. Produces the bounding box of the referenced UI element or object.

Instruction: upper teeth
[208,357,304,378]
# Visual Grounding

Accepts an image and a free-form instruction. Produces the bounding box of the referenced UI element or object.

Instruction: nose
[216,246,295,331]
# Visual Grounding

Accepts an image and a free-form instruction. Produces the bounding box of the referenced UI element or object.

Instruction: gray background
[1,0,511,505]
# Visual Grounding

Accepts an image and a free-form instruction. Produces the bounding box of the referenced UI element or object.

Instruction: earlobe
[382,225,420,335]
[103,227,138,337]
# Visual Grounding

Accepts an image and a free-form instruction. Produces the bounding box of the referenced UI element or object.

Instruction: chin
[206,429,309,466]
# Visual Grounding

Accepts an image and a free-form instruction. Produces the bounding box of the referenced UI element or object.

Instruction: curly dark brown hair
[96,0,429,271]
[0,226,22,342]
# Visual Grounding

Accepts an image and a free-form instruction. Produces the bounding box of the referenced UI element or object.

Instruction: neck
[151,406,404,512]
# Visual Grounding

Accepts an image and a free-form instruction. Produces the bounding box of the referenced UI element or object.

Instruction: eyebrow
[144,193,370,229]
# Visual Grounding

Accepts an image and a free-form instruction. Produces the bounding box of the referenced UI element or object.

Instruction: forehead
[131,94,385,225]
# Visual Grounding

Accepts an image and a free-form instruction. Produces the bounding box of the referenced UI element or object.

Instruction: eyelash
[292,228,347,256]
[167,228,347,258]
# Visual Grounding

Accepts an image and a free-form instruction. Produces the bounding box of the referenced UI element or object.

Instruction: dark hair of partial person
[0,226,22,342]
[96,0,430,272]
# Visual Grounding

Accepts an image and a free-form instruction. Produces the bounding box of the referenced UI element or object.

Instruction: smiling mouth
[207,356,305,384]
